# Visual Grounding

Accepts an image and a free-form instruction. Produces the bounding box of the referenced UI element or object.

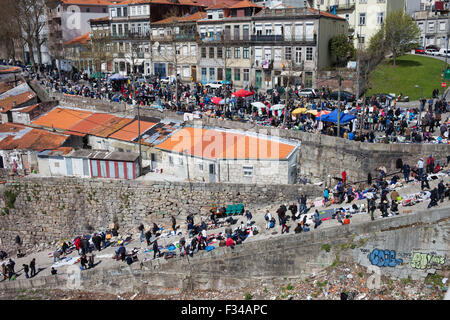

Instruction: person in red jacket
[342,170,347,185]
[226,236,235,249]
[74,237,81,255]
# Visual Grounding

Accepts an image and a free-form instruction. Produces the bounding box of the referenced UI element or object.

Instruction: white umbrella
[251,102,266,109]
[271,104,285,111]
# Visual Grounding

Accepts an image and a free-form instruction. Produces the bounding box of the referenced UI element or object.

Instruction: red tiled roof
[0,123,69,151]
[109,119,157,141]
[230,0,263,9]
[64,32,91,46]
[88,116,134,137]
[60,0,115,6]
[0,91,36,113]
[308,7,347,20]
[152,11,207,24]
[32,108,94,130]
[46,147,74,156]
[156,127,296,160]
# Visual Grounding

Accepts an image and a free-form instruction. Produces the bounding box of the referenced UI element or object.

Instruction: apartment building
[151,12,205,81]
[414,2,449,48]
[317,0,405,48]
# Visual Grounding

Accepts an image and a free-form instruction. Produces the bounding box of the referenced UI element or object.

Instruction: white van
[438,48,450,57]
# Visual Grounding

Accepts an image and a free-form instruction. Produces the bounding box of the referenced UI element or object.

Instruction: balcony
[251,35,283,42]
[334,2,355,12]
[111,32,150,40]
[151,34,174,41]
[174,33,196,41]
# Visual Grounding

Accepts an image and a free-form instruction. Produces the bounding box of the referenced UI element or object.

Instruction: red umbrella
[232,89,254,97]
[211,97,224,105]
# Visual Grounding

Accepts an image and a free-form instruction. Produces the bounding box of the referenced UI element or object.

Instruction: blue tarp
[319,109,356,124]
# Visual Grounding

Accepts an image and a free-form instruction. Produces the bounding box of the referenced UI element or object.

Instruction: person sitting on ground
[226,236,235,249]
[336,210,346,225]
[51,267,57,275]
[294,223,303,234]
[428,188,439,209]
[289,203,298,218]
[80,254,88,270]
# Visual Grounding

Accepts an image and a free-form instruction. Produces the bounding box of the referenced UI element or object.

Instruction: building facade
[317,0,406,48]
[414,4,450,48]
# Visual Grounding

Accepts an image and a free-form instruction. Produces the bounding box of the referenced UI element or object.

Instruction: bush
[244,292,252,300]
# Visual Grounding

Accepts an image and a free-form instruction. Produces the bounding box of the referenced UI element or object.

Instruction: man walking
[403,163,410,183]
[417,158,424,181]
[152,239,160,259]
[138,224,145,242]
[30,258,36,278]
[22,264,29,279]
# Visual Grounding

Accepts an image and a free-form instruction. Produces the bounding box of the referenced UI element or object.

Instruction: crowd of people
[30,69,450,145]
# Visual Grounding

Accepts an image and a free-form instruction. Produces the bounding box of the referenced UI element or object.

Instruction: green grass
[366,54,449,101]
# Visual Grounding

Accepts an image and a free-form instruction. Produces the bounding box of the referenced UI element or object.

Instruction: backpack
[264,213,269,221]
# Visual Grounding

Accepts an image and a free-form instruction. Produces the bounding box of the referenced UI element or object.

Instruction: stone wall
[1,206,448,295]
[0,176,322,252]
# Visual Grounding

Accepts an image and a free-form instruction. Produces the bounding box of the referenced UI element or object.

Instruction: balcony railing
[111,32,150,39]
[251,35,284,42]
[334,2,355,11]
[174,33,196,41]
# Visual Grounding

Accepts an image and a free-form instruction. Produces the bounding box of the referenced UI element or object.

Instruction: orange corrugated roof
[89,116,134,137]
[0,91,36,112]
[109,119,157,141]
[64,32,91,46]
[67,113,116,134]
[157,127,295,160]
[32,108,94,130]
[0,123,69,151]
[0,67,21,74]
[0,82,14,94]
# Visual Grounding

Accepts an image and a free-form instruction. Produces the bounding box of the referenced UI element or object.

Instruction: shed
[88,150,141,180]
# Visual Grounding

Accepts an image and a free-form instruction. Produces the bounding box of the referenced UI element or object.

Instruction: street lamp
[415,84,423,128]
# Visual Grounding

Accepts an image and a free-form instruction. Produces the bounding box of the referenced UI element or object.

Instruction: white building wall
[49,157,67,176]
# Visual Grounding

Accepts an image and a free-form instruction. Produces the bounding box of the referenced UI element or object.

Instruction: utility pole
[337,73,341,137]
[132,59,142,169]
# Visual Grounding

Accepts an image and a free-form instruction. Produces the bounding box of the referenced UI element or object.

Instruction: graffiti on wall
[410,252,446,270]
[369,249,403,267]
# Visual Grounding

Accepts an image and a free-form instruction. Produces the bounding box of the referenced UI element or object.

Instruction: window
[199,163,203,171]
[285,47,292,61]
[265,24,272,35]
[179,157,183,165]
[151,153,156,162]
[201,47,206,58]
[226,47,231,58]
[234,25,240,40]
[255,24,262,36]
[226,68,232,82]
[183,45,188,56]
[306,47,313,61]
[428,22,435,32]
[103,8,106,13]
[234,47,240,59]
[243,166,253,176]
[217,68,223,80]
[118,24,123,35]
[209,164,215,174]
[440,21,446,31]
[358,36,365,44]
[377,12,384,25]
[191,45,196,56]
[86,8,90,12]
[359,0,367,3]
[359,13,366,26]
[264,48,271,60]
[274,48,281,61]
[295,47,302,64]
[234,68,240,81]
[209,68,215,81]
[217,47,223,58]
[209,47,214,58]
[183,66,190,78]
[305,71,313,88]
[169,156,174,166]
[243,47,249,59]
[345,14,350,21]
[243,68,249,82]
[255,47,262,61]
[201,68,207,81]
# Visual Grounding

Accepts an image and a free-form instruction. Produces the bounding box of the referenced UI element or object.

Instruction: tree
[381,10,420,66]
[329,33,355,67]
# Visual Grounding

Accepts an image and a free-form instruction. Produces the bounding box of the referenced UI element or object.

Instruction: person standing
[417,158,424,181]
[323,188,329,203]
[245,210,252,226]
[144,230,152,246]
[403,163,410,183]
[438,180,446,203]
[22,264,29,279]
[138,224,144,242]
[313,210,322,229]
[342,170,347,185]
[171,216,177,232]
[30,258,36,278]
[152,239,160,259]
[264,210,272,230]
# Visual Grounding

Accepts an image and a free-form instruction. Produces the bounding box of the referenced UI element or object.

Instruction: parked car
[415,47,425,54]
[329,91,355,102]
[205,80,223,89]
[425,48,439,56]
[426,45,440,51]
[438,48,450,57]
[298,88,318,98]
